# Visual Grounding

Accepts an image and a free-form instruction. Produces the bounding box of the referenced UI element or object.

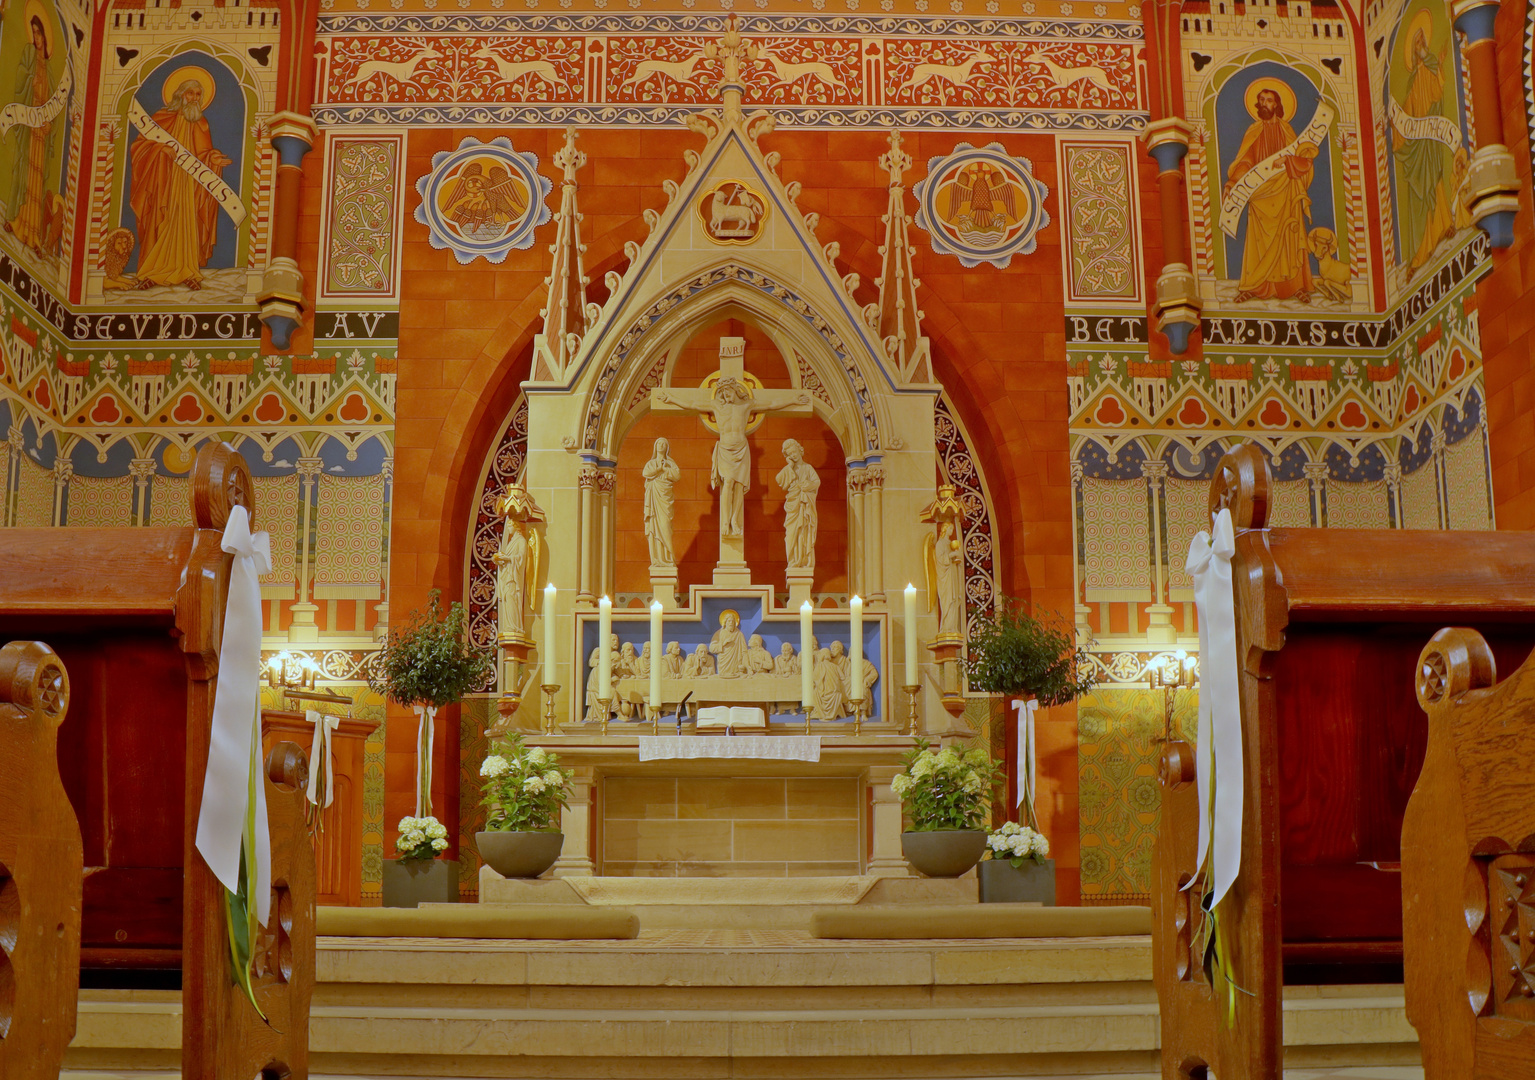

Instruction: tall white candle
[598,596,612,701]
[800,600,813,708]
[544,583,558,680]
[649,600,663,709]
[904,583,918,677]
[850,594,864,703]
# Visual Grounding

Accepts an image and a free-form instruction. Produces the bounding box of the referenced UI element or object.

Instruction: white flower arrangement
[895,740,1005,832]
[985,820,1050,867]
[396,815,450,861]
[479,732,574,833]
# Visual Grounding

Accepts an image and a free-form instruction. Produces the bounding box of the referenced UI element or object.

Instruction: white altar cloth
[637,735,822,762]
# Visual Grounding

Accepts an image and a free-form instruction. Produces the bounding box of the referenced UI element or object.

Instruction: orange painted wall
[1479,10,1535,530]
[379,126,1077,895]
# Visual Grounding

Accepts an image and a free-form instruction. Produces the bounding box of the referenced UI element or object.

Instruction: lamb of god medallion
[699,180,768,244]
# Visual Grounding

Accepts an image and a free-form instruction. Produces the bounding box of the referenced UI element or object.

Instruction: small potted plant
[964,599,1095,899]
[370,589,493,907]
[980,821,1054,903]
[893,740,1006,877]
[477,731,574,879]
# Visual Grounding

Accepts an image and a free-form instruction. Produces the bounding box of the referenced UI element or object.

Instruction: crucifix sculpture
[650,337,812,581]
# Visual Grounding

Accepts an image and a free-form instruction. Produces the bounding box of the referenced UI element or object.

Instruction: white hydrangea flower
[528,748,548,764]
[891,774,913,797]
[1032,833,1051,858]
[542,769,563,787]
[480,755,510,778]
[525,776,547,794]
[962,773,983,794]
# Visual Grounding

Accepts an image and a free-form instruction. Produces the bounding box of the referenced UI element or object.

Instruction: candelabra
[903,684,920,737]
[1152,650,1198,741]
[265,650,349,711]
[541,683,560,735]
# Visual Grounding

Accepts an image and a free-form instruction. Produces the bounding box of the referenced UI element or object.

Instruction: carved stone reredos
[525,30,936,466]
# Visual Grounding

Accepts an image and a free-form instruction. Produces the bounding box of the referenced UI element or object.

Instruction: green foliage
[964,599,1096,706]
[891,739,1005,831]
[368,590,493,709]
[479,732,574,833]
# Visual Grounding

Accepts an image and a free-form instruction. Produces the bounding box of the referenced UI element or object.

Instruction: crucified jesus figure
[652,375,811,537]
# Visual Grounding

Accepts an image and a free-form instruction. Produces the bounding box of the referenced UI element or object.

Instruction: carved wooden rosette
[0,640,81,1079]
[1403,627,1535,1073]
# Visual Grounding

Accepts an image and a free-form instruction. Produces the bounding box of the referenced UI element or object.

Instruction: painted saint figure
[4,14,59,256]
[1392,23,1459,279]
[643,437,680,567]
[128,74,233,289]
[1223,85,1315,303]
[775,438,821,569]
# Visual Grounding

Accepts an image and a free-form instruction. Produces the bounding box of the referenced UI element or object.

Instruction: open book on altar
[696,706,768,730]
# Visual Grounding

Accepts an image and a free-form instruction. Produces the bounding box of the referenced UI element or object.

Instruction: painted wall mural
[413,136,551,265]
[914,142,1051,269]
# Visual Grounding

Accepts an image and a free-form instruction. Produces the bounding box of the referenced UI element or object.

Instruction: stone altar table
[522,735,912,878]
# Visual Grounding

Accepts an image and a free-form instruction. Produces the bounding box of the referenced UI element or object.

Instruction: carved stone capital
[578,465,598,490]
[296,457,325,480]
[1140,460,1169,482]
[52,459,74,485]
[129,458,158,481]
[863,465,885,489]
[1302,461,1330,482]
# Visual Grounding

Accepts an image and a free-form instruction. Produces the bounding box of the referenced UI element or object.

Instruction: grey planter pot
[901,830,987,878]
[381,859,459,908]
[978,858,1057,904]
[477,831,564,879]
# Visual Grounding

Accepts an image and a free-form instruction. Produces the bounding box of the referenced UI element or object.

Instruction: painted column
[847,467,867,598]
[577,465,597,605]
[864,463,886,605]
[290,456,324,642]
[1451,0,1520,246]
[376,456,393,639]
[51,458,72,528]
[1142,460,1175,643]
[595,464,617,601]
[1303,461,1330,527]
[1431,430,1450,529]
[1144,118,1201,354]
[259,113,319,351]
[865,765,912,877]
[1384,462,1404,528]
[129,458,157,527]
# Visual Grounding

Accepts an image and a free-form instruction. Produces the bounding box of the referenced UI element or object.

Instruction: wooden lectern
[1153,443,1535,1080]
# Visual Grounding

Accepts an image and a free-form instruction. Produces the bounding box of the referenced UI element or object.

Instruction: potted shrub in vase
[477,731,574,878]
[964,599,1095,905]
[894,740,1006,877]
[370,589,493,907]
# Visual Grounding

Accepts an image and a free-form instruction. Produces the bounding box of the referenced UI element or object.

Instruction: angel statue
[493,478,547,642]
[921,484,966,641]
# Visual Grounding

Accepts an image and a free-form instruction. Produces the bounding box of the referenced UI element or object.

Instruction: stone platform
[66,930,1419,1078]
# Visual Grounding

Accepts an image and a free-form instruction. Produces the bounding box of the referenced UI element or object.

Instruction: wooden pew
[1152,443,1535,1080]
[0,441,313,1079]
[0,640,82,1080]
[1404,628,1535,1076]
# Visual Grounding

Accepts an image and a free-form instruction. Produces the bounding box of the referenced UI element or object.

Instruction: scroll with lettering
[1219,102,1334,238]
[1387,99,1461,149]
[0,59,71,135]
[127,98,247,225]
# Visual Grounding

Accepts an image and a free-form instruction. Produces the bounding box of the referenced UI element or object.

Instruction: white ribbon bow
[305,709,340,809]
[1184,507,1243,910]
[194,505,274,926]
[1012,697,1039,816]
[413,704,438,818]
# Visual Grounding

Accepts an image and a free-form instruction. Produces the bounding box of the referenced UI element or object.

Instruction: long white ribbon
[1012,697,1038,815]
[413,704,438,818]
[1185,507,1242,910]
[304,709,340,809]
[194,505,274,925]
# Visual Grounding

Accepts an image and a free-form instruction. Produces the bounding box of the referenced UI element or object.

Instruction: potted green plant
[964,600,1095,904]
[979,821,1054,903]
[369,589,493,907]
[893,740,1005,877]
[477,731,574,878]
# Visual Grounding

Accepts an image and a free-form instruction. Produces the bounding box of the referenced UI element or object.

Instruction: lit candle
[649,600,663,709]
[904,583,918,677]
[850,594,864,703]
[544,583,558,679]
[800,600,813,708]
[598,596,612,701]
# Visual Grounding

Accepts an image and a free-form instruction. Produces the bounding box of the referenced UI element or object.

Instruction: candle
[544,583,558,679]
[850,594,864,703]
[598,595,612,701]
[904,583,918,677]
[800,600,813,708]
[649,600,663,709]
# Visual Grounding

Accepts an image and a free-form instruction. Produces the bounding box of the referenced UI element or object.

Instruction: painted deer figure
[344,44,443,89]
[472,45,565,90]
[1018,48,1115,104]
[622,53,709,90]
[756,45,846,91]
[897,48,995,95]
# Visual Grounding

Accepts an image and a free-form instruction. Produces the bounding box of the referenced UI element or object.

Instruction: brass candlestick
[541,683,560,735]
[598,696,612,736]
[804,703,812,736]
[648,702,662,735]
[903,683,920,736]
[851,698,866,736]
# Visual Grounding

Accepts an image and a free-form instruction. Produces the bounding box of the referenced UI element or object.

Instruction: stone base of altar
[477,872,978,931]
